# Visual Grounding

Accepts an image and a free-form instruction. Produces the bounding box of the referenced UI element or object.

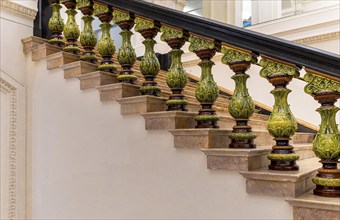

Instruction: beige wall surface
[25,57,293,219]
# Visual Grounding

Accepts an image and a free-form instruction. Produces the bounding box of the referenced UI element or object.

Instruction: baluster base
[313,163,340,197]
[166,89,188,111]
[268,139,299,171]
[64,40,80,55]
[117,66,137,84]
[195,104,219,128]
[98,56,117,74]
[140,76,160,96]
[228,120,256,149]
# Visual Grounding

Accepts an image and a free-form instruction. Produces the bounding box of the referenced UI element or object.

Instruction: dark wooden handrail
[96,0,340,79]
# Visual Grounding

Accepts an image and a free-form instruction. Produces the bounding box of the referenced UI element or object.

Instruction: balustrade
[44,0,339,197]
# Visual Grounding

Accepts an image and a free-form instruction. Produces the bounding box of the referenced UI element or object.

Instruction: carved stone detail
[0,77,18,220]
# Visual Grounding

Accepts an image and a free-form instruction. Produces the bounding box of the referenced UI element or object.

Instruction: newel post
[221,46,257,148]
[304,71,340,197]
[188,35,220,128]
[259,57,300,171]
[160,25,188,111]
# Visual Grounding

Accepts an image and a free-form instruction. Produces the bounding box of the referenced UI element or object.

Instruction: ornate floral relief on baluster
[77,0,97,63]
[189,35,220,128]
[112,9,137,83]
[48,0,65,47]
[62,0,80,54]
[94,2,116,73]
[259,57,300,171]
[304,71,340,197]
[160,25,188,111]
[134,17,161,96]
[221,45,257,148]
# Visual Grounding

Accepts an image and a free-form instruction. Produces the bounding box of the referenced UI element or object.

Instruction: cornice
[294,32,340,45]
[0,0,38,19]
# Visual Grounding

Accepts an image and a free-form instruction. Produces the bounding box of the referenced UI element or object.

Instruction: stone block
[201,148,271,171]
[240,157,320,197]
[78,71,118,90]
[46,51,79,70]
[97,83,141,102]
[62,61,98,79]
[142,111,197,130]
[117,95,166,115]
[31,43,62,61]
[22,36,47,54]
[169,129,230,149]
[286,191,340,220]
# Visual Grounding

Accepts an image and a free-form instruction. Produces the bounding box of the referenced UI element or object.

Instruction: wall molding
[0,77,18,220]
[0,0,38,19]
[294,32,340,45]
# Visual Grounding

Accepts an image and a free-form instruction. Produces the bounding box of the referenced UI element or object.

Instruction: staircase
[21,0,340,219]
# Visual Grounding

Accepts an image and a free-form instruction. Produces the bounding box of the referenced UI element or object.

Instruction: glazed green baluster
[113,10,137,83]
[222,46,257,148]
[48,0,65,47]
[189,36,219,128]
[94,3,116,73]
[135,17,160,96]
[78,0,97,63]
[259,57,300,171]
[304,72,340,197]
[62,0,80,54]
[160,26,188,111]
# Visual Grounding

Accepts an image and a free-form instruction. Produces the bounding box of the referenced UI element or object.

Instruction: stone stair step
[117,95,167,115]
[46,51,80,70]
[31,43,62,61]
[77,71,118,90]
[62,61,98,79]
[97,83,141,102]
[239,157,319,198]
[286,190,340,220]
[142,111,197,130]
[201,148,271,171]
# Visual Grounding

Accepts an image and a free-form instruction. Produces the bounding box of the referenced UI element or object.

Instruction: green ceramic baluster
[48,0,65,47]
[189,36,220,128]
[94,3,116,73]
[113,10,137,83]
[78,0,97,63]
[160,26,188,111]
[135,17,160,96]
[62,0,80,54]
[221,46,257,148]
[259,57,300,171]
[304,72,340,197]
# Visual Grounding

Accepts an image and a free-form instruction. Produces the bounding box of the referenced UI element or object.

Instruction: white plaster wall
[25,55,293,219]
[0,1,36,219]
